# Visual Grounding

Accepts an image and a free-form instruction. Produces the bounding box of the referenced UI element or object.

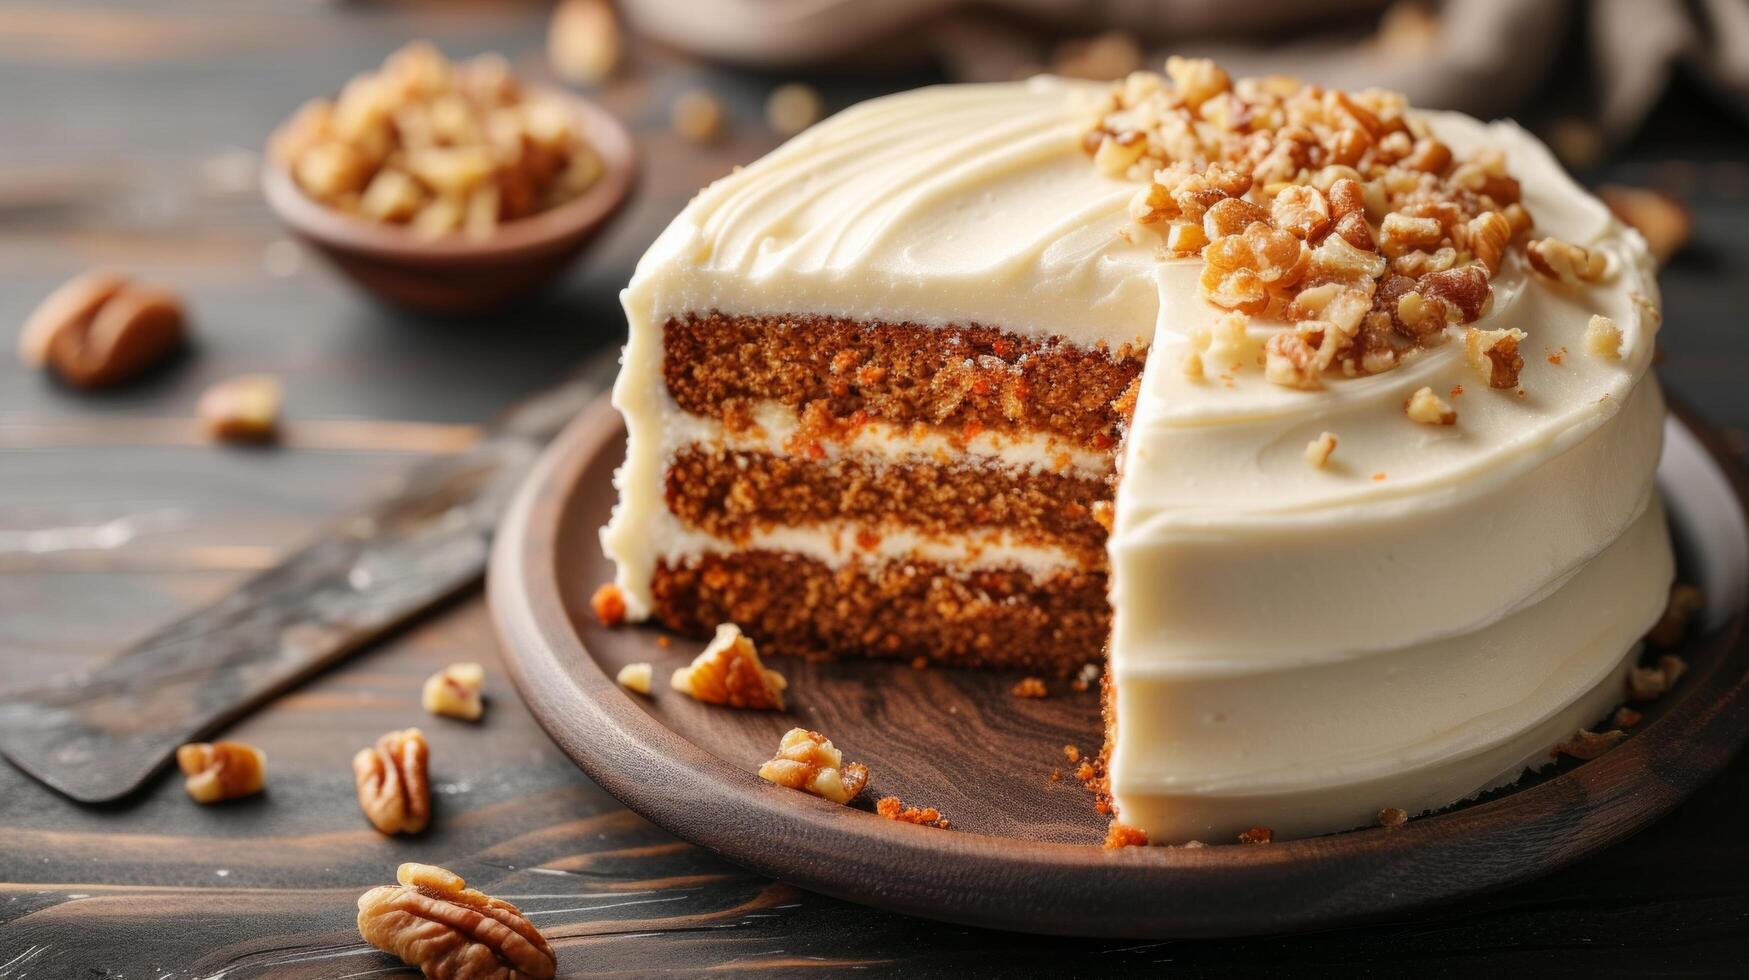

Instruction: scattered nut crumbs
[1237,826,1274,844]
[1586,314,1623,359]
[877,796,950,829]
[19,270,186,389]
[1600,185,1691,265]
[357,863,555,980]
[1304,431,1338,468]
[353,727,431,835]
[765,83,824,136]
[1377,806,1409,829]
[547,0,619,85]
[1527,236,1610,285]
[671,88,724,143]
[421,662,484,721]
[1405,386,1456,425]
[199,374,282,443]
[590,582,627,626]
[1648,582,1704,647]
[176,741,267,804]
[758,728,868,804]
[1011,676,1048,698]
[1613,706,1644,728]
[616,661,652,695]
[1552,728,1626,760]
[671,623,788,709]
[1627,654,1689,702]
[1104,821,1149,849]
[272,43,604,239]
[1089,58,1535,389]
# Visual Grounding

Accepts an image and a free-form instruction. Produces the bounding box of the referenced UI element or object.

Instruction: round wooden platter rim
[489,396,1749,938]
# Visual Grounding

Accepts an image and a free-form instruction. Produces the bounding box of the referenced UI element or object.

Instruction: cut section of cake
[603,63,1672,843]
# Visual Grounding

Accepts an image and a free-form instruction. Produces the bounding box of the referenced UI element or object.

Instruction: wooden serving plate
[488,396,1749,938]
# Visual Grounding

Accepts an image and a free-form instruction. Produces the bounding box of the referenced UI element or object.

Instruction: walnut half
[176,741,266,803]
[758,728,867,804]
[423,662,485,721]
[357,862,556,980]
[354,727,432,835]
[671,623,787,710]
[19,270,186,389]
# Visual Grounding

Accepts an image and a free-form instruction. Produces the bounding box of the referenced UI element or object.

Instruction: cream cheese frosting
[604,76,1672,842]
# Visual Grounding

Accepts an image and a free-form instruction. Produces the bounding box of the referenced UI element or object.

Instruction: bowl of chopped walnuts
[262,42,635,314]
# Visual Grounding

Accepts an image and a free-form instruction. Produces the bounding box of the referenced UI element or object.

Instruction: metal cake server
[0,353,616,803]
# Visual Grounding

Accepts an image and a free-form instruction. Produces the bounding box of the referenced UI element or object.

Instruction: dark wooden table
[4,3,1749,975]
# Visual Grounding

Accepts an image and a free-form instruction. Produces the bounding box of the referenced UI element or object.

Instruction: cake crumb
[1104,821,1149,849]
[1612,706,1644,728]
[1552,728,1626,760]
[1586,314,1623,359]
[590,583,627,626]
[670,623,787,710]
[910,655,929,670]
[1377,807,1409,830]
[1372,472,1387,482]
[758,728,867,804]
[1070,661,1101,692]
[1050,769,1062,782]
[1011,676,1048,698]
[1405,386,1456,425]
[1647,583,1704,647]
[1237,826,1274,844]
[1063,745,1081,763]
[615,662,652,695]
[1304,431,1338,468]
[656,635,671,648]
[876,796,950,829]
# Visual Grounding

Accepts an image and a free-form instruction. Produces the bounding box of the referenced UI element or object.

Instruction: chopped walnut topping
[1011,676,1048,698]
[1648,583,1704,648]
[1464,326,1526,388]
[1552,728,1626,760]
[357,863,556,980]
[671,623,787,710]
[1405,386,1456,425]
[176,741,267,804]
[422,662,484,721]
[877,796,950,829]
[616,661,653,695]
[757,728,867,804]
[590,582,627,626]
[1527,236,1609,285]
[1377,807,1409,829]
[1104,821,1149,849]
[1091,61,1532,386]
[1265,331,1322,390]
[1627,653,1689,702]
[1585,314,1623,359]
[1237,826,1274,844]
[354,728,431,835]
[1305,431,1338,468]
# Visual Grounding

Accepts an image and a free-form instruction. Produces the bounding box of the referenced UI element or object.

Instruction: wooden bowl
[261,89,635,315]
[488,396,1749,938]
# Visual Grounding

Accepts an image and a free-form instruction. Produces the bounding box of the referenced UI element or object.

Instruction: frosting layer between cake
[604,77,1672,842]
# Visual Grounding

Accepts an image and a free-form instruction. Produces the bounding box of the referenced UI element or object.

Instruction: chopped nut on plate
[198,374,281,443]
[422,662,485,721]
[671,89,724,143]
[176,741,267,803]
[616,661,653,695]
[354,727,431,835]
[1552,728,1625,760]
[1647,582,1704,648]
[1377,806,1409,829]
[876,796,950,829]
[590,582,627,626]
[671,623,787,710]
[357,863,556,980]
[548,0,620,85]
[1405,386,1456,425]
[20,271,186,389]
[758,728,867,804]
[1237,825,1274,844]
[765,83,824,136]
[1011,676,1048,698]
[1627,654,1689,702]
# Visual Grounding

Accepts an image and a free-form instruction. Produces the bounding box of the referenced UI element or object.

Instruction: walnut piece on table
[670,623,787,710]
[615,661,652,695]
[423,662,485,721]
[757,728,868,805]
[354,727,432,835]
[18,270,186,389]
[176,741,267,804]
[198,374,282,443]
[357,862,556,980]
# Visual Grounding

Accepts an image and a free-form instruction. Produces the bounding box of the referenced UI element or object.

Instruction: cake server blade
[0,352,617,803]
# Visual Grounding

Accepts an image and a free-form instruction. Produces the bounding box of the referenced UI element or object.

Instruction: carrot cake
[602,61,1671,842]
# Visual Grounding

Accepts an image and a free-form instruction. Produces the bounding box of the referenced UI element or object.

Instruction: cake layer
[663,312,1144,450]
[650,550,1107,671]
[664,445,1110,559]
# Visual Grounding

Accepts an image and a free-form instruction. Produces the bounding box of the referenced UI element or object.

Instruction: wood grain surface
[4,1,1749,975]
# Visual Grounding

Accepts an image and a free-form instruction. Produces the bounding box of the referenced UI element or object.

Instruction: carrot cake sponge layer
[604,69,1671,842]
